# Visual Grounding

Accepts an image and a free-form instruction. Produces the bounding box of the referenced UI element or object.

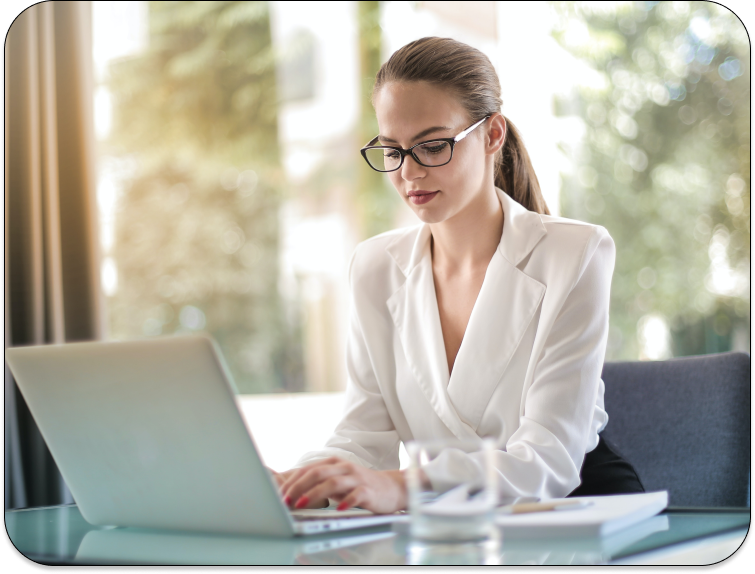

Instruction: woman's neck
[429,185,504,274]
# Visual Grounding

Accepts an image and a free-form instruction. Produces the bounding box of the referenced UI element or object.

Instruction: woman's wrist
[385,469,409,510]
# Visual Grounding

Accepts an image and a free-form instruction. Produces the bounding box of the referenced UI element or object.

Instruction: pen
[497,500,593,515]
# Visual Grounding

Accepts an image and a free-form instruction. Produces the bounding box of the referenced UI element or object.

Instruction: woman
[276,37,643,514]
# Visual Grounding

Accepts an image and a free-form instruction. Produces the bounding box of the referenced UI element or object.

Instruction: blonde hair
[373,37,550,215]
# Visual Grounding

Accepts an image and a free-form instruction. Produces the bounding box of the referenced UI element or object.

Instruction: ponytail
[496,118,550,215]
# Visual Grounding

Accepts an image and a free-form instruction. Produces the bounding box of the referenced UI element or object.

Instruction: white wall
[237,393,409,472]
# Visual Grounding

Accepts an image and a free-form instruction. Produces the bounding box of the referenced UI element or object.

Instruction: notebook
[5,336,401,536]
[494,491,669,538]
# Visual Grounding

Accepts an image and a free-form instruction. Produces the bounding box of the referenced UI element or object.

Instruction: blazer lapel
[386,226,478,440]
[447,251,545,431]
[384,188,548,438]
[446,189,548,431]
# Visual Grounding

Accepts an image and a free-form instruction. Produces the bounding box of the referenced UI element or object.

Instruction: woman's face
[373,81,495,225]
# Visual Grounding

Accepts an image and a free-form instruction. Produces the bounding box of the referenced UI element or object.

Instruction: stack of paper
[495,491,668,539]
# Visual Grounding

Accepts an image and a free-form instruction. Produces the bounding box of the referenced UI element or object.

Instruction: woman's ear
[485,113,506,156]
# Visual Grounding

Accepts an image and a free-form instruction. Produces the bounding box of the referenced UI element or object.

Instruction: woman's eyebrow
[378,126,451,145]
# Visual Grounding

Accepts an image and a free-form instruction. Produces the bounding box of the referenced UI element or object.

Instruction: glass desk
[5,504,749,565]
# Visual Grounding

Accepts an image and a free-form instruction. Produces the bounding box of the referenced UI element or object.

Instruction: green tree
[357,0,399,239]
[552,1,749,360]
[106,1,304,393]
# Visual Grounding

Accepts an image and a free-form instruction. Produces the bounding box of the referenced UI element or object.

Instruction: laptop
[5,335,403,536]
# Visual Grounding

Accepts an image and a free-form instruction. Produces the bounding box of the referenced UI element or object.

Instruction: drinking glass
[406,438,498,542]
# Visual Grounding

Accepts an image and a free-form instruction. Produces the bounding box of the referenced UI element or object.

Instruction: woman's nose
[400,154,426,182]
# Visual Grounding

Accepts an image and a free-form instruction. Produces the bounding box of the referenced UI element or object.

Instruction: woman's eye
[423,142,448,154]
[384,150,401,159]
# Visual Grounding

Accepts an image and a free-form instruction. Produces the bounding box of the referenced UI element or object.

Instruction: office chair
[600,352,750,508]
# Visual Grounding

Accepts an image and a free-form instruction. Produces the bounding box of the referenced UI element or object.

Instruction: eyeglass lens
[364,140,452,171]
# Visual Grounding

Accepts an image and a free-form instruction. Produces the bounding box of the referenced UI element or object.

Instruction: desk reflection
[73,515,667,565]
[75,527,394,565]
[495,515,669,565]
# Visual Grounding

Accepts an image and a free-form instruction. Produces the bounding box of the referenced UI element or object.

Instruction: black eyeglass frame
[360,115,491,173]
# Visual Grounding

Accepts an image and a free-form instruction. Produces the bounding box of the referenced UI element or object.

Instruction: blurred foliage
[357,0,400,238]
[552,1,750,360]
[106,1,304,393]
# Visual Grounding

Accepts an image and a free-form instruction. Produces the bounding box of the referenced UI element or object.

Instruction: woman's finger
[294,474,360,509]
[279,458,342,495]
[287,464,351,506]
[335,486,368,512]
[280,462,333,501]
[269,469,288,489]
[283,461,352,507]
[294,495,330,509]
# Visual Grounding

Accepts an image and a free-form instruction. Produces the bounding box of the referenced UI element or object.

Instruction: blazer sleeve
[496,225,615,498]
[294,247,401,470]
[424,226,615,499]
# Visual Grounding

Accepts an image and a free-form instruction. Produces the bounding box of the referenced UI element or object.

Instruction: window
[92,1,749,403]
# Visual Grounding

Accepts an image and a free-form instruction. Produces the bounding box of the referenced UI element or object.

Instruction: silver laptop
[5,336,402,536]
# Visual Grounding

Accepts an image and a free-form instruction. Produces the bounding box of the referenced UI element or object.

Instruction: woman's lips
[407,190,439,205]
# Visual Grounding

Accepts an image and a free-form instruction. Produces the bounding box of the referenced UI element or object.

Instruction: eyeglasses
[360,116,490,173]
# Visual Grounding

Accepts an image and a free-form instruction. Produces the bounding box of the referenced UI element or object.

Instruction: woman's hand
[270,468,296,489]
[279,457,407,514]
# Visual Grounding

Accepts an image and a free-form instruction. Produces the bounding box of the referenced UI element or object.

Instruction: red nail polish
[283,496,291,506]
[295,496,309,509]
[337,502,350,511]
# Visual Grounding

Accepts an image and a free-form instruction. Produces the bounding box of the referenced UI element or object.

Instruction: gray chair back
[601,352,750,508]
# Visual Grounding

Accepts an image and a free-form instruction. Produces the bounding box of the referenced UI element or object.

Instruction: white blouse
[296,187,614,500]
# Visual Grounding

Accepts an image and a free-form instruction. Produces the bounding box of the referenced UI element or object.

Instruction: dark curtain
[5,1,103,510]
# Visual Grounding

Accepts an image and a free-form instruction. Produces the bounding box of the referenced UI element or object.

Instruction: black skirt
[567,434,645,497]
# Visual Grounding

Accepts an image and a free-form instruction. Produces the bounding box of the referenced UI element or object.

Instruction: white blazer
[297,187,615,500]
